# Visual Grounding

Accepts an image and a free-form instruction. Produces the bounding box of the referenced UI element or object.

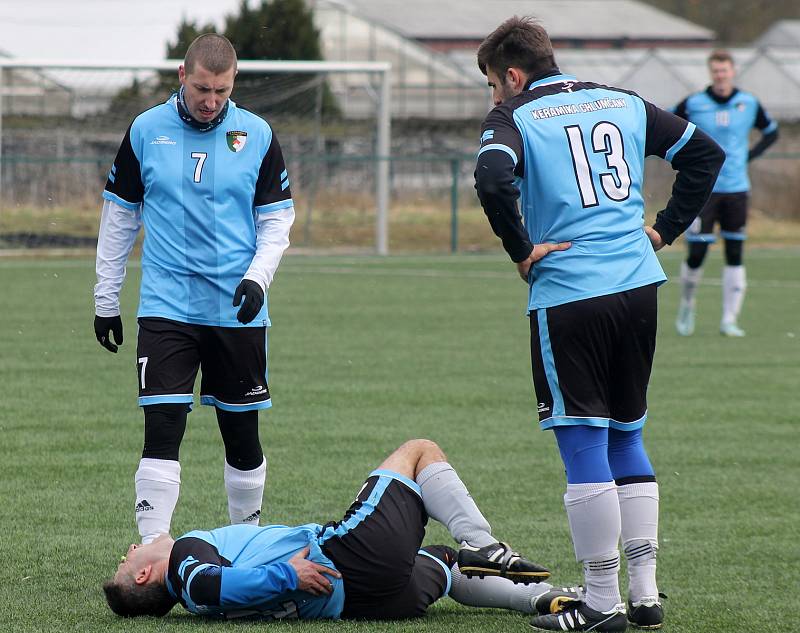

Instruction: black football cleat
[627,594,665,629]
[533,586,583,615]
[458,541,550,584]
[530,600,628,631]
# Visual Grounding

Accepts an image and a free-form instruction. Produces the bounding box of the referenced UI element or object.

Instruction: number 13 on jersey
[565,122,631,207]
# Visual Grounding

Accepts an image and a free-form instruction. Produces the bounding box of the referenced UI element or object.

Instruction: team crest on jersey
[226,130,247,152]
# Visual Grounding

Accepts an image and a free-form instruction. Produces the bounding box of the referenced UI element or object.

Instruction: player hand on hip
[516,241,572,282]
[288,547,341,596]
[233,279,264,324]
[645,226,665,251]
[94,314,123,353]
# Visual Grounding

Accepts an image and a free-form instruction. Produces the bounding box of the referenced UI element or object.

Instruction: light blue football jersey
[478,74,693,311]
[674,88,777,193]
[166,523,344,620]
[104,95,293,327]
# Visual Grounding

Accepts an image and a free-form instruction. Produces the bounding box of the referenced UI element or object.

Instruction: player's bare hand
[645,226,665,251]
[516,242,572,281]
[288,547,341,596]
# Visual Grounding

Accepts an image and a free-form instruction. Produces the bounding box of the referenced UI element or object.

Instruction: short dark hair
[708,49,734,66]
[184,33,238,75]
[102,577,177,618]
[477,16,556,81]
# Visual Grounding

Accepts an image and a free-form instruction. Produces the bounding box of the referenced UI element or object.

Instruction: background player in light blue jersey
[93,35,294,544]
[103,439,577,621]
[673,49,778,337]
[474,17,723,632]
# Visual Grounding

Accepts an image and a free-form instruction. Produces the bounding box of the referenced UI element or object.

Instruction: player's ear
[135,564,153,585]
[178,65,186,85]
[506,67,526,92]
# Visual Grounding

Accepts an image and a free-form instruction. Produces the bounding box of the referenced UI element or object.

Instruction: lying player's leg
[381,439,550,583]
[378,544,580,619]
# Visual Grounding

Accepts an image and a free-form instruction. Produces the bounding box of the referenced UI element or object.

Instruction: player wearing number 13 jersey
[94,35,294,549]
[474,17,723,631]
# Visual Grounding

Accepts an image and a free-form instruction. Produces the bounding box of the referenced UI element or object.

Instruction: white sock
[721,265,746,325]
[680,262,703,307]
[134,458,180,544]
[618,482,660,602]
[564,482,622,612]
[224,457,266,525]
[449,562,552,613]
[417,462,495,548]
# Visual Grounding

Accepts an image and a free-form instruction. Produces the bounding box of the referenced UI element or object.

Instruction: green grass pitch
[1,248,798,632]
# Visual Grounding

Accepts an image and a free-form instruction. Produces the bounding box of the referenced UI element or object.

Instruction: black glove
[233,279,264,324]
[94,314,123,353]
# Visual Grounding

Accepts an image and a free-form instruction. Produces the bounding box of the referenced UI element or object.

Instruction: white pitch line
[282,266,800,289]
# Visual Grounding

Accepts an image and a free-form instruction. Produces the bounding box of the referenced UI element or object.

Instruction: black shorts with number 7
[135,317,271,412]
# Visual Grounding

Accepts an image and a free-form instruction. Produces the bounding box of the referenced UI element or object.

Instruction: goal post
[0,58,392,254]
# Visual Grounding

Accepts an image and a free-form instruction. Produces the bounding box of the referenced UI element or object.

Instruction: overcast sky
[0,0,248,61]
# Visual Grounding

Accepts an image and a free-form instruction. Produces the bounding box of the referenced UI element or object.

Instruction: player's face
[709,60,735,96]
[113,534,173,583]
[486,68,522,106]
[179,62,236,122]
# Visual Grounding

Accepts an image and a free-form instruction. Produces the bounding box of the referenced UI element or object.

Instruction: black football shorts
[319,470,454,619]
[136,317,271,411]
[530,284,657,431]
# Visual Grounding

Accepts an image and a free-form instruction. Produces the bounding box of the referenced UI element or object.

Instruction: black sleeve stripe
[754,102,771,130]
[254,132,292,208]
[673,98,689,120]
[479,105,525,174]
[104,124,144,205]
[642,100,693,159]
[167,537,231,607]
[187,565,222,606]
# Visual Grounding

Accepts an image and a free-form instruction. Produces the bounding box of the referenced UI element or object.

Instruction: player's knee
[686,243,708,269]
[398,438,444,459]
[142,404,189,460]
[608,428,655,482]
[724,239,744,266]
[217,409,263,470]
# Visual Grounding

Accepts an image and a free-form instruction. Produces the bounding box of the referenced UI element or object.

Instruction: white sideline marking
[282,266,800,289]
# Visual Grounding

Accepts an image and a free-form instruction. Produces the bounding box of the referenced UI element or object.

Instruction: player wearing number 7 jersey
[474,17,723,632]
[93,34,294,546]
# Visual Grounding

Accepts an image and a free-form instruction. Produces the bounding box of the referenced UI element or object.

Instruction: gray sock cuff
[416,461,453,487]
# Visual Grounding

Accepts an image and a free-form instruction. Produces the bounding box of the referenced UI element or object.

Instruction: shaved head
[184,33,237,75]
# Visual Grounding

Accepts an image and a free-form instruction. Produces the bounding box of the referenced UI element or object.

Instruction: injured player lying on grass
[104,438,580,622]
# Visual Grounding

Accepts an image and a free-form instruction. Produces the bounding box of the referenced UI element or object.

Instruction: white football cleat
[675,302,695,336]
[720,322,745,337]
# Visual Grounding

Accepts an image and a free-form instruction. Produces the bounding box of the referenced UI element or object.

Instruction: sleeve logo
[226,130,248,152]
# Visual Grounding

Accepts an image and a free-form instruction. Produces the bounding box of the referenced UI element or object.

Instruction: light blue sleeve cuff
[255,199,294,215]
[102,190,141,211]
[477,143,518,166]
[665,122,696,162]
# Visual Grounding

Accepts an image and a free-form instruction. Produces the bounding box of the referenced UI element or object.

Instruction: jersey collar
[527,71,577,91]
[175,86,230,132]
[705,85,739,105]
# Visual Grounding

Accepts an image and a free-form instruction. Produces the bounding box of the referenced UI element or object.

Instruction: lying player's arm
[643,103,725,245]
[218,563,299,607]
[181,561,298,611]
